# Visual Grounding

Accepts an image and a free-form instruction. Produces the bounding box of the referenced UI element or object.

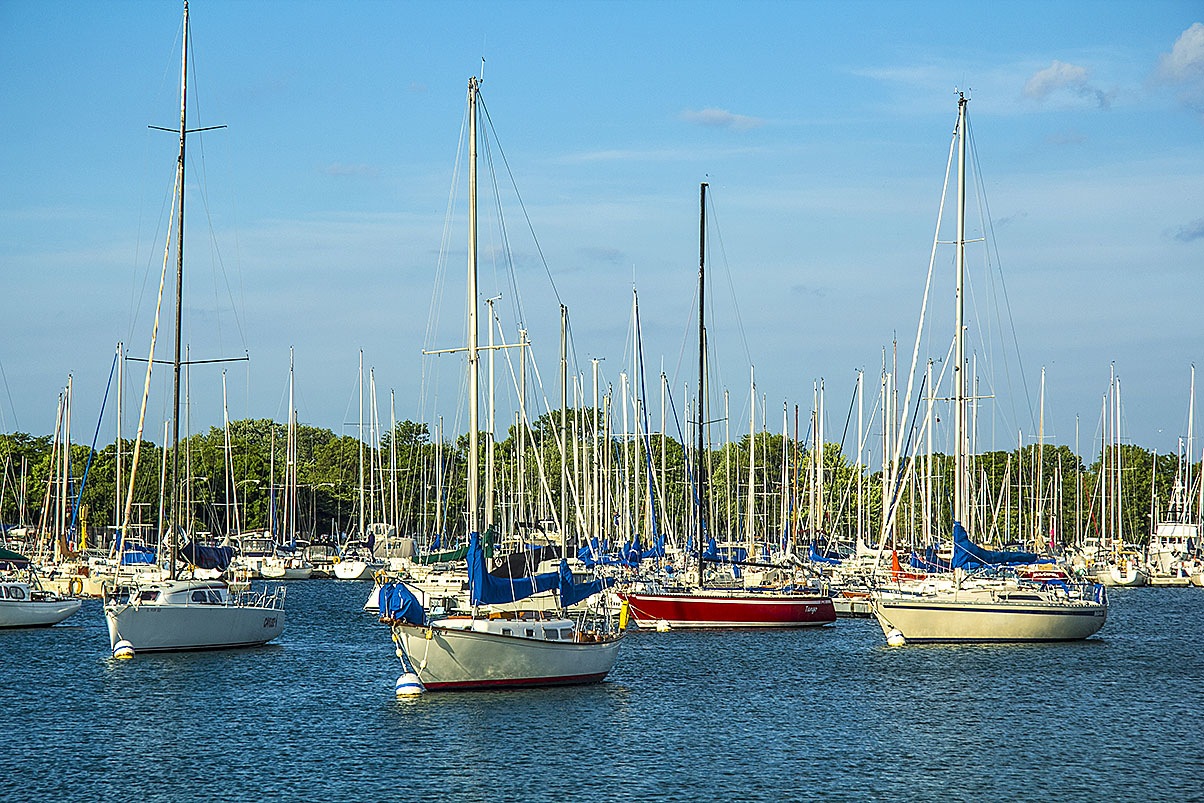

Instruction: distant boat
[0,578,81,628]
[869,95,1106,645]
[102,0,285,655]
[618,183,834,630]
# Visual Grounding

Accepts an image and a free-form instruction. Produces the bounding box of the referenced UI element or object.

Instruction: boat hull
[872,596,1106,643]
[0,599,82,628]
[392,621,622,690]
[619,590,836,629]
[333,560,377,580]
[105,603,285,652]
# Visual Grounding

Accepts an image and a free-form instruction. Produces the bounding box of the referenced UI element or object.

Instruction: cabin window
[525,629,535,637]
[501,628,512,635]
[208,590,223,604]
[138,590,159,602]
[5,586,25,600]
[560,629,574,640]
[544,630,558,640]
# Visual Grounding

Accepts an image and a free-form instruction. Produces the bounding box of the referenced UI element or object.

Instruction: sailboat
[869,94,1107,644]
[380,76,622,692]
[103,1,286,655]
[619,183,836,630]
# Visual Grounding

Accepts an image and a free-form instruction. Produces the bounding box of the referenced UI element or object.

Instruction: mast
[467,76,480,536]
[953,91,968,531]
[696,181,708,584]
[167,1,190,580]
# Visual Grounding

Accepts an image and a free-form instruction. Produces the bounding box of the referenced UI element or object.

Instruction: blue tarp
[177,542,235,571]
[467,532,613,607]
[809,544,842,565]
[379,581,425,625]
[950,522,1053,569]
[120,544,157,566]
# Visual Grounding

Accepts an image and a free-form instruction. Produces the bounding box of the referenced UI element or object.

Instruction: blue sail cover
[177,542,235,571]
[467,532,613,606]
[950,522,1051,569]
[379,581,425,625]
[120,543,157,566]
[809,544,842,565]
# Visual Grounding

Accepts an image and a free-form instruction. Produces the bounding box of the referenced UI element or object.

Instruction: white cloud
[1024,60,1114,109]
[680,107,765,131]
[1158,23,1204,81]
[1157,23,1204,116]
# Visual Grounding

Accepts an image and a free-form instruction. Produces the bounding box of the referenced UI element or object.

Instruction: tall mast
[953,91,968,530]
[467,76,480,536]
[168,1,190,580]
[697,181,708,583]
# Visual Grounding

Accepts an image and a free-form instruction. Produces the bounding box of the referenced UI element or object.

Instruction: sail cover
[467,532,613,606]
[379,581,425,625]
[950,522,1050,569]
[177,542,235,571]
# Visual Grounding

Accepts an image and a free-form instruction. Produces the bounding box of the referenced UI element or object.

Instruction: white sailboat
[382,76,622,693]
[870,94,1107,645]
[104,1,285,656]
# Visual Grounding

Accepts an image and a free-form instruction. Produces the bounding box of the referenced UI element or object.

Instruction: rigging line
[968,117,1034,438]
[477,94,562,307]
[0,360,17,431]
[708,190,754,368]
[634,295,662,541]
[478,113,527,331]
[68,352,115,539]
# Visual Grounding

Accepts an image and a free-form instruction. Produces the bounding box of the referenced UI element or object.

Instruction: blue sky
[2,0,1202,463]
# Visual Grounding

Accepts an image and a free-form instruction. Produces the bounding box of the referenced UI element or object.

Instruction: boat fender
[886,629,906,647]
[618,599,630,631]
[424,628,434,640]
[113,640,135,659]
[655,619,672,632]
[68,578,83,596]
[395,672,425,697]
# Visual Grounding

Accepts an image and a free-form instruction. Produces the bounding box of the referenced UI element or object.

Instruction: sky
[1,0,1202,463]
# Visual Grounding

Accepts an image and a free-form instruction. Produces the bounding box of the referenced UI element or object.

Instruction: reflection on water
[1,582,1199,802]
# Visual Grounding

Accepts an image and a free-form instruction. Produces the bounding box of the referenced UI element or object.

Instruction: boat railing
[231,583,287,610]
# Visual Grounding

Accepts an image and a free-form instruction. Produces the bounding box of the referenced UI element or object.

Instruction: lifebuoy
[68,577,84,596]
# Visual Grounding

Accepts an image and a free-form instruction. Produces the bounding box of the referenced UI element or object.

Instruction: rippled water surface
[2,582,1200,802]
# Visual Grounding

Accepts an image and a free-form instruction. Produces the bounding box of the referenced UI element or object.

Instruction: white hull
[333,560,379,580]
[392,619,622,690]
[1099,565,1149,587]
[104,580,286,652]
[106,603,284,651]
[872,594,1106,643]
[0,598,82,628]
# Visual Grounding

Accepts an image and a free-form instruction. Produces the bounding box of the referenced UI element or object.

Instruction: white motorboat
[105,579,285,653]
[0,580,82,628]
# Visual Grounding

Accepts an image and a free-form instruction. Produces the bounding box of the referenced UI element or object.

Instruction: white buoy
[886,629,906,647]
[395,647,405,660]
[113,640,135,659]
[395,672,425,697]
[655,619,672,632]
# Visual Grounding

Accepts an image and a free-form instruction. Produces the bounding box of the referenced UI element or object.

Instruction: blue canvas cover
[177,542,235,571]
[467,533,613,607]
[809,544,842,565]
[120,543,157,566]
[950,522,1051,569]
[379,581,425,625]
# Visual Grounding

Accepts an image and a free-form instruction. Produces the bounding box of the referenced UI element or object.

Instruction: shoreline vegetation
[0,414,1185,548]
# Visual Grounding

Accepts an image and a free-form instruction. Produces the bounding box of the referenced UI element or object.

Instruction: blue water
[2,582,1201,802]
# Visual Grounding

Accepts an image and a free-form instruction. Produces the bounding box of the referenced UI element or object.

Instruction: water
[2,582,1201,802]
